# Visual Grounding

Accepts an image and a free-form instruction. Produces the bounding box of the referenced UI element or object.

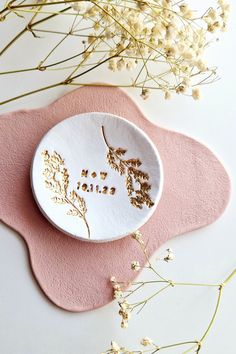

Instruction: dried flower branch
[0,0,230,105]
[101,126,154,209]
[41,150,90,238]
[101,339,202,354]
[106,230,236,353]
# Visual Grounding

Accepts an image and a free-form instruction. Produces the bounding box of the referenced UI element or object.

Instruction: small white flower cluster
[110,276,123,299]
[101,338,158,353]
[101,340,138,354]
[118,300,131,328]
[156,248,175,262]
[140,337,154,346]
[163,248,174,262]
[71,0,229,99]
[132,230,144,244]
[131,260,141,271]
[110,277,132,328]
[100,340,128,354]
[204,0,230,33]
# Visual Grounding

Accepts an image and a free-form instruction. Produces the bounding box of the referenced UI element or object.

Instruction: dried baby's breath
[131,260,141,271]
[106,229,236,354]
[140,337,153,346]
[0,0,230,105]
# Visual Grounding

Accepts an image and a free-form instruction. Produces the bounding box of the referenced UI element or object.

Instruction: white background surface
[0,1,236,353]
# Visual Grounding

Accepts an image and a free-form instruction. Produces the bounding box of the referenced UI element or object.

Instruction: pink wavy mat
[0,86,230,312]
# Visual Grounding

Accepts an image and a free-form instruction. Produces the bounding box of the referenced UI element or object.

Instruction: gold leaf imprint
[41,150,90,238]
[101,126,155,209]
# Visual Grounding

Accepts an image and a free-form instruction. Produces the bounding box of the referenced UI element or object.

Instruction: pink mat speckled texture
[0,86,230,312]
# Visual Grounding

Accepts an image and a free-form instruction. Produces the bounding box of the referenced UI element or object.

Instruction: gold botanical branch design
[41,150,90,238]
[101,126,154,209]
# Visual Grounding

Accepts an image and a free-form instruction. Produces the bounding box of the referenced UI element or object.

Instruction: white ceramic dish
[31,112,163,242]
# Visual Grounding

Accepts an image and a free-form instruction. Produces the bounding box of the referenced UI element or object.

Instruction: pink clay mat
[0,86,230,312]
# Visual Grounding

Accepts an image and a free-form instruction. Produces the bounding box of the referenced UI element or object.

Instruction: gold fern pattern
[41,150,90,238]
[101,126,154,209]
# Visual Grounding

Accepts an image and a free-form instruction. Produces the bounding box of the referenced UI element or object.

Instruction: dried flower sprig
[101,126,154,209]
[0,0,230,105]
[101,339,203,354]
[41,150,90,238]
[107,230,236,353]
